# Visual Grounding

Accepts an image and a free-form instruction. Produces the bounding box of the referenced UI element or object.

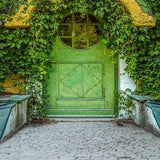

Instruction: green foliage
[0,0,160,119]
[103,0,160,99]
[118,90,136,118]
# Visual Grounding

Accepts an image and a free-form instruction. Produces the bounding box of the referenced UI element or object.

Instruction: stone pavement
[0,121,160,160]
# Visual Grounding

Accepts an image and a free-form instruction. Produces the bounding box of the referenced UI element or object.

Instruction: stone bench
[0,95,30,142]
[128,95,160,136]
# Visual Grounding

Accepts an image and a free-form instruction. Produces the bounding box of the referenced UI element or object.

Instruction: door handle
[50,60,57,64]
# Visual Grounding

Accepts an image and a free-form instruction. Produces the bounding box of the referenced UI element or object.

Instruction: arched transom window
[59,13,102,49]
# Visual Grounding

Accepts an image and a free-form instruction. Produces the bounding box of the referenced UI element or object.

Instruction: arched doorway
[46,13,116,117]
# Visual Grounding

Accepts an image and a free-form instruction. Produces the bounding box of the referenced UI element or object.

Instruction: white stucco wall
[119,58,136,92]
[118,58,136,118]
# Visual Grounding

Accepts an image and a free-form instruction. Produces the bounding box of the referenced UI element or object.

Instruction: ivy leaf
[44,24,49,29]
[0,35,6,40]
[10,43,15,48]
[7,34,14,40]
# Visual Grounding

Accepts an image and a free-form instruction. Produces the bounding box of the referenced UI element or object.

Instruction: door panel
[59,64,83,98]
[46,38,115,117]
[59,63,103,99]
[56,100,105,109]
[82,64,102,98]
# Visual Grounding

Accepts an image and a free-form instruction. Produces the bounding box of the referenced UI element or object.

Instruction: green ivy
[0,0,160,119]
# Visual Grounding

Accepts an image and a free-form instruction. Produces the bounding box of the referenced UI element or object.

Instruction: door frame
[44,36,119,118]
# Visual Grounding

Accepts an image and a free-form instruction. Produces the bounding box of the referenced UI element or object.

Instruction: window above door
[59,13,102,49]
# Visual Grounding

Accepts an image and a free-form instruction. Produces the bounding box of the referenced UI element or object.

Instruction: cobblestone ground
[0,121,160,160]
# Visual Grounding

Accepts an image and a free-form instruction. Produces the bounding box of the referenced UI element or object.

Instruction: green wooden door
[46,38,115,117]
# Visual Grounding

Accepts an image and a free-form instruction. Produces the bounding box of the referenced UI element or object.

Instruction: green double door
[46,39,115,117]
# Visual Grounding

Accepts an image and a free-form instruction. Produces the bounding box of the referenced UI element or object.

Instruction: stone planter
[128,95,160,136]
[145,101,160,136]
[0,95,30,142]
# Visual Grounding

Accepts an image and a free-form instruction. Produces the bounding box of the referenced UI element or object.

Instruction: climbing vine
[0,0,160,119]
